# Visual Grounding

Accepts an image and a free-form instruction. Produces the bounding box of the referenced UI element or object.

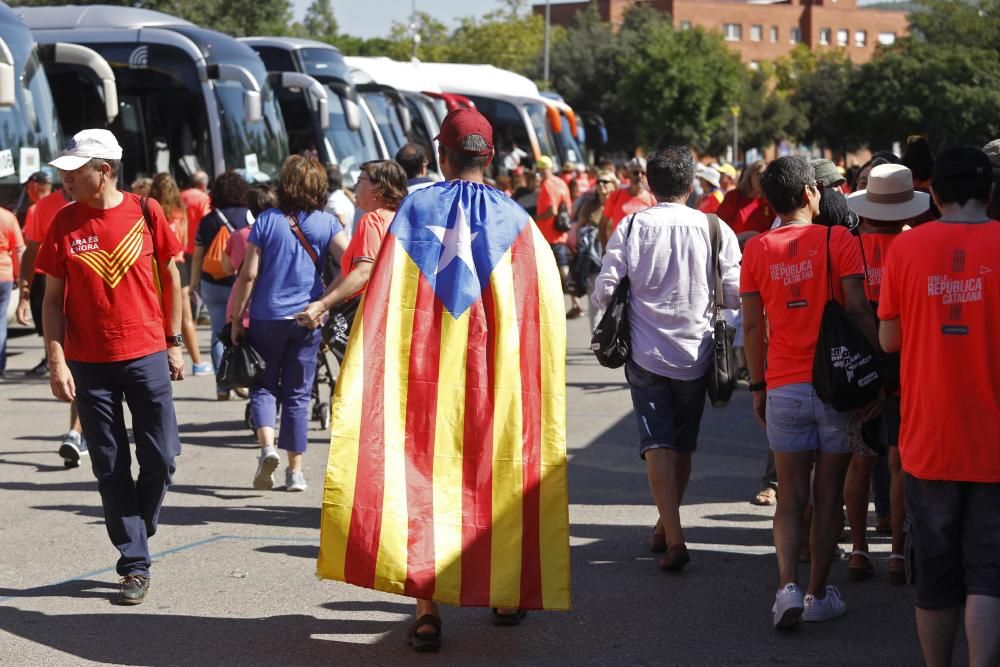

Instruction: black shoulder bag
[554,200,572,232]
[590,214,636,368]
[287,214,359,362]
[812,226,883,411]
[706,214,737,408]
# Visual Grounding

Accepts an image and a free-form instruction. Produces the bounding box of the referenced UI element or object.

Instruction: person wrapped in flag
[297,108,570,652]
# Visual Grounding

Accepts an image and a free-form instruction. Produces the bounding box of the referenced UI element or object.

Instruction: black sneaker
[118,574,150,605]
[26,359,49,378]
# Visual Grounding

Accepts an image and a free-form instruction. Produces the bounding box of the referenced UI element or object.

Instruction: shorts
[550,243,572,269]
[884,394,901,447]
[625,360,707,458]
[29,275,45,337]
[904,474,1000,609]
[765,382,850,454]
[176,260,191,288]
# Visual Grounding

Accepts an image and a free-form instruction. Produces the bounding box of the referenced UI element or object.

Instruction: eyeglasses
[597,179,614,185]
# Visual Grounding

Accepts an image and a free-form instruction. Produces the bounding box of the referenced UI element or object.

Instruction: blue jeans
[625,360,708,457]
[247,318,322,453]
[199,280,231,392]
[765,383,850,454]
[0,281,11,374]
[68,351,181,577]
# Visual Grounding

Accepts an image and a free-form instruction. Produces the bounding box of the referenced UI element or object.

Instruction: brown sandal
[752,487,777,506]
[407,614,442,652]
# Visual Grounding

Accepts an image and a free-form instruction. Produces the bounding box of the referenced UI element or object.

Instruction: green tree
[302,0,338,43]
[908,0,1000,49]
[387,11,452,62]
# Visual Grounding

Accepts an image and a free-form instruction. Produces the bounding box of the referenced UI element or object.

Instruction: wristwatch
[165,334,183,347]
[748,381,767,392]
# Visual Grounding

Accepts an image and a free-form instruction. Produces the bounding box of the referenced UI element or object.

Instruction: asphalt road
[0,319,930,666]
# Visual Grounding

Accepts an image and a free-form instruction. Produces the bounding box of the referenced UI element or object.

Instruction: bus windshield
[361,91,408,157]
[555,112,583,165]
[525,102,557,165]
[324,91,380,187]
[0,34,61,209]
[215,76,288,182]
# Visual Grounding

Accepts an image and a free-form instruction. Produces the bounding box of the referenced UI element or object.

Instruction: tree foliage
[302,0,338,43]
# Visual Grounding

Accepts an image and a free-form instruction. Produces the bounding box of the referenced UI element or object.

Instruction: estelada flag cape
[317,180,570,610]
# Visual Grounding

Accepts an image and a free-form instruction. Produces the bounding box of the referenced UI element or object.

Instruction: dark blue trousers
[68,351,181,577]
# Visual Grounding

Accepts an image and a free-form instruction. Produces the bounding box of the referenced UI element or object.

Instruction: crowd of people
[0,114,997,664]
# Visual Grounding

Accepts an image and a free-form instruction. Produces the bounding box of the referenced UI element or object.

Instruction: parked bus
[243,37,386,186]
[18,5,289,186]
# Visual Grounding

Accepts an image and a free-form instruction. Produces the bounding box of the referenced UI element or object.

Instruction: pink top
[225,226,252,326]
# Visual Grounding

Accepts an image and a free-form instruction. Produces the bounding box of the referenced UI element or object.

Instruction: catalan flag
[317,180,570,611]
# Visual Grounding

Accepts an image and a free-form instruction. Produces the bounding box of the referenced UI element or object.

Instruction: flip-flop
[491,608,527,626]
[848,550,874,581]
[752,487,777,506]
[407,614,442,652]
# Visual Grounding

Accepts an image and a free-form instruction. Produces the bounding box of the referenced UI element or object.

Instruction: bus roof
[15,4,193,30]
[419,62,547,104]
[240,36,345,54]
[343,57,442,95]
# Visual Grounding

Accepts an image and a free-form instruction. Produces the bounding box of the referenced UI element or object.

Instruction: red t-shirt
[740,224,864,390]
[180,188,211,255]
[342,208,394,298]
[24,190,72,277]
[859,231,900,303]
[603,187,656,234]
[35,192,182,363]
[697,189,724,215]
[536,175,572,245]
[0,207,24,282]
[878,220,1000,482]
[717,190,774,235]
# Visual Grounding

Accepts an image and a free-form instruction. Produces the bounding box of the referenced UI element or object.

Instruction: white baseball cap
[49,129,123,171]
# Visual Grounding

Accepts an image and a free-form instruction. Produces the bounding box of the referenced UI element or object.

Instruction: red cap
[435,108,494,156]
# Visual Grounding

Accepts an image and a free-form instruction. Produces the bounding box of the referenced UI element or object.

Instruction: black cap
[26,171,52,184]
[932,146,992,184]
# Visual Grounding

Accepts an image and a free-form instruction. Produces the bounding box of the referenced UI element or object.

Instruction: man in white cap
[696,164,724,214]
[35,129,185,605]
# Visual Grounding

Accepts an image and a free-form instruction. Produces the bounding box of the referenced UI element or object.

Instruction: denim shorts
[625,360,708,458]
[904,474,1000,609]
[550,242,572,268]
[765,382,850,454]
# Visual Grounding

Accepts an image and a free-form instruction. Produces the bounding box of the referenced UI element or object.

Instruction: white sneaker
[802,586,847,622]
[772,583,804,629]
[59,431,89,468]
[253,446,280,490]
[285,468,307,492]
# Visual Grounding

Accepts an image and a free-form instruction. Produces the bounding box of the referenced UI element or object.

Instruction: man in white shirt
[593,146,741,572]
[324,163,356,240]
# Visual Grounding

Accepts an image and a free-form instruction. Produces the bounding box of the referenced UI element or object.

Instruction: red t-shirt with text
[878,220,1000,482]
[35,192,182,363]
[603,188,656,234]
[740,224,864,390]
[536,175,572,244]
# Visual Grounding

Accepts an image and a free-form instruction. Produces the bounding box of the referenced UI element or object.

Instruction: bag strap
[855,234,873,302]
[140,195,157,261]
[286,213,320,269]
[621,212,637,273]
[215,207,235,232]
[825,225,835,301]
[706,213,723,313]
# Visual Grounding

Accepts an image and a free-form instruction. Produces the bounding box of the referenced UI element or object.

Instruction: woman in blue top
[230,155,348,492]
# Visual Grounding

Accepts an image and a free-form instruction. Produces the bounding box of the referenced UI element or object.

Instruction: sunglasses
[598,179,614,185]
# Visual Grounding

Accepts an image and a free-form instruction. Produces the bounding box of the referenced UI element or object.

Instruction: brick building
[536,0,909,65]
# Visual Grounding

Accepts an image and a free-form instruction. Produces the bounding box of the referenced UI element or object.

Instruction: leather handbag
[216,323,266,389]
[706,214,737,408]
[590,214,636,368]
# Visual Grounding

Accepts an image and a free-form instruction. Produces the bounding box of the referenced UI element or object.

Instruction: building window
[750,24,763,42]
[855,30,867,47]
[836,29,849,46]
[770,26,779,43]
[819,28,831,45]
[680,20,692,30]
[878,32,897,45]
[723,23,742,42]
[790,27,801,44]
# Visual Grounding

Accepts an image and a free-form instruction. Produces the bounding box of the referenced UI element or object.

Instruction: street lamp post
[543,0,551,85]
[731,105,741,164]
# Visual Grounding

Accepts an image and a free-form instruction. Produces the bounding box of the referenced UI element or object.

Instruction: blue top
[247,208,344,320]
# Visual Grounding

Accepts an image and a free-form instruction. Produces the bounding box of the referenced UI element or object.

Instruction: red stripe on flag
[460,291,495,606]
[403,274,442,598]
[343,239,396,589]
[510,227,543,608]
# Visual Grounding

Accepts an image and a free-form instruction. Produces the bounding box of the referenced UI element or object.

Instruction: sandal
[407,614,442,652]
[752,487,777,506]
[848,550,874,581]
[650,529,667,554]
[888,554,907,586]
[491,608,527,626]
[659,543,690,573]
[566,305,583,320]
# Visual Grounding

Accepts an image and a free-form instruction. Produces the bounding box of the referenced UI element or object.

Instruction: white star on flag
[427,206,479,276]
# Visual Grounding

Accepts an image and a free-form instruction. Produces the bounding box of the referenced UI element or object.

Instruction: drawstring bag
[812,226,883,411]
[590,214,635,368]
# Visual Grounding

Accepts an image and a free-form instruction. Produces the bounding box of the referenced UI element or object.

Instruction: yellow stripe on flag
[317,316,365,582]
[532,224,571,610]
[372,247,419,594]
[431,307,470,605]
[488,252,524,608]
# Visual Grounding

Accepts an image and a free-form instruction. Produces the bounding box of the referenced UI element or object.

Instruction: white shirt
[325,190,356,240]
[593,202,742,380]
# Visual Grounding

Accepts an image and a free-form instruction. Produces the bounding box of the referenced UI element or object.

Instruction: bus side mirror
[274,72,329,130]
[0,38,15,107]
[244,91,262,125]
[343,97,361,131]
[50,43,119,124]
[208,63,263,124]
